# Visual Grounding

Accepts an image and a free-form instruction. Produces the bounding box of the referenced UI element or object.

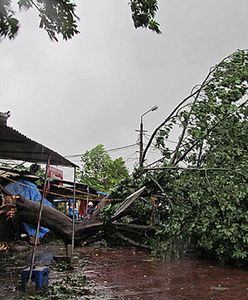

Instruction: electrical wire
[64,143,138,158]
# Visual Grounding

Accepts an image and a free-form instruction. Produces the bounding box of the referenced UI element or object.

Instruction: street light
[139,105,158,167]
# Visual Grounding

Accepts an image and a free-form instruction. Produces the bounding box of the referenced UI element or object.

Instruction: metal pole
[28,155,50,285]
[71,166,76,258]
[86,185,89,213]
[139,118,144,167]
[138,106,158,167]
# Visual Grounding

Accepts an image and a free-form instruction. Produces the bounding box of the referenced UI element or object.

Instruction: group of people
[67,200,97,220]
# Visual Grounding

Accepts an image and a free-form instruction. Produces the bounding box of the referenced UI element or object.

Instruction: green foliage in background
[0,0,160,41]
[78,144,129,193]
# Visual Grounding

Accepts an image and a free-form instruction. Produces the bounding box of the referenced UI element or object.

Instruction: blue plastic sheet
[67,199,79,219]
[5,179,53,238]
[97,191,109,197]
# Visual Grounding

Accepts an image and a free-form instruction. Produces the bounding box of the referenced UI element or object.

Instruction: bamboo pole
[71,166,77,258]
[27,155,51,287]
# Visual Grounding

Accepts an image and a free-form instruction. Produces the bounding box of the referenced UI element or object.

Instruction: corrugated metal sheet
[0,124,77,168]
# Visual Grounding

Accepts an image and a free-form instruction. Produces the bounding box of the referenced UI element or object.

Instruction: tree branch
[114,230,151,249]
[141,52,240,166]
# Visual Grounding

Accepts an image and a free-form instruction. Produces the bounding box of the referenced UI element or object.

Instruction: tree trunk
[1,185,150,248]
[16,196,104,243]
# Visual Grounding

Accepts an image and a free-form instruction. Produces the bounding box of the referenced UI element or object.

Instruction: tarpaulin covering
[5,179,53,238]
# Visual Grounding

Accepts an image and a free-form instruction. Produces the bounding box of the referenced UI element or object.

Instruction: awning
[0,124,77,168]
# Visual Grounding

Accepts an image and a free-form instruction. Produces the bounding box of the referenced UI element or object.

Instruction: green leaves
[130,50,248,265]
[0,0,79,41]
[78,144,129,193]
[1,0,79,41]
[1,0,161,41]
[34,0,80,41]
[0,0,19,39]
[18,0,33,10]
[130,0,161,34]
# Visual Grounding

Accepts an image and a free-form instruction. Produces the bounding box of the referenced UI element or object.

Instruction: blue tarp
[67,199,79,219]
[97,191,109,197]
[5,179,53,238]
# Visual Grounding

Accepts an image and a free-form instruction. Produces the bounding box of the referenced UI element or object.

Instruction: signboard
[48,166,63,180]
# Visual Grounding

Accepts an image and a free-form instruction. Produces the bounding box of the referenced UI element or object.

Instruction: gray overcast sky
[1,0,248,170]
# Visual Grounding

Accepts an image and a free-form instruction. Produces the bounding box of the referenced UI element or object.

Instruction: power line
[64,143,138,158]
[106,143,138,152]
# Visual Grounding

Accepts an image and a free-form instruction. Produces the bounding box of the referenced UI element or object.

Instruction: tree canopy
[113,49,248,265]
[153,49,248,263]
[78,144,129,193]
[0,0,160,41]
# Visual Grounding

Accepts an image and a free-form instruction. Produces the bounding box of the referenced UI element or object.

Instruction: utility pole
[139,118,144,167]
[138,106,158,167]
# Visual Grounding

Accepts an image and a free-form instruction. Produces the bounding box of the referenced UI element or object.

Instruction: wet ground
[1,242,248,299]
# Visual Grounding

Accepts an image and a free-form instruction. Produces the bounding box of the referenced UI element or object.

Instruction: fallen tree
[0,185,154,248]
[1,50,247,266]
[112,49,248,265]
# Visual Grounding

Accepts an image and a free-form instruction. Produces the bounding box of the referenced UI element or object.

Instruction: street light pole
[139,118,144,167]
[139,105,158,167]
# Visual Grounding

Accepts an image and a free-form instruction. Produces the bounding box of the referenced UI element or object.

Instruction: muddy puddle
[1,243,248,299]
[79,247,248,300]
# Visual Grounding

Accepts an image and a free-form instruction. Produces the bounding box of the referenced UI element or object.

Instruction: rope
[0,175,114,202]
